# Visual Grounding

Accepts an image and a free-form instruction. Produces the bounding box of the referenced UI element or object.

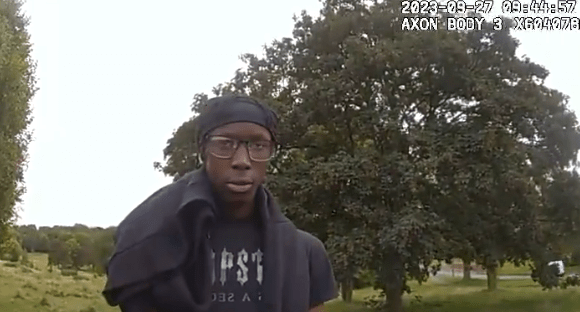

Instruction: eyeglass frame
[202,135,276,162]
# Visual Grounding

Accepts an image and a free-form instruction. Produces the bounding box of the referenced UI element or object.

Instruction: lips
[226,179,253,193]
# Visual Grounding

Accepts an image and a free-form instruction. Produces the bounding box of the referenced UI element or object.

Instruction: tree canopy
[0,0,37,242]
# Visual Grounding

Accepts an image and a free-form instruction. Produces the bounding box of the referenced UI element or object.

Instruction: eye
[213,138,235,148]
[252,141,270,149]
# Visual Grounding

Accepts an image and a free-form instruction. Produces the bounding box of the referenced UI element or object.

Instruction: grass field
[0,253,117,312]
[2,253,580,311]
[325,278,580,312]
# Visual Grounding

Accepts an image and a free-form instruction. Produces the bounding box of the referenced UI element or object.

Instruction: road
[432,269,530,282]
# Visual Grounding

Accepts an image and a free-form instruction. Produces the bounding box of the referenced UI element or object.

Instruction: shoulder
[294,230,339,305]
[114,175,190,249]
[119,178,186,228]
[296,230,324,248]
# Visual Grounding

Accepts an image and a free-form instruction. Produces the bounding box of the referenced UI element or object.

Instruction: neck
[212,192,256,221]
[209,183,258,221]
[225,200,256,221]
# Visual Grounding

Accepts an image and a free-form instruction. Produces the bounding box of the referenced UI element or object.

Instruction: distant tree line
[3,224,116,275]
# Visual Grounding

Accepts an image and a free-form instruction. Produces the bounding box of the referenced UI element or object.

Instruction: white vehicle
[548,260,565,277]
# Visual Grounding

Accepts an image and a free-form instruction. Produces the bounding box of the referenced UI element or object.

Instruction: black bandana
[196,96,278,144]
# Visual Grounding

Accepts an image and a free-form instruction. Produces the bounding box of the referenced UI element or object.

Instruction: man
[103,95,338,311]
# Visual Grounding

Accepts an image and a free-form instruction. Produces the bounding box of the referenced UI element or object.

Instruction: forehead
[209,122,271,140]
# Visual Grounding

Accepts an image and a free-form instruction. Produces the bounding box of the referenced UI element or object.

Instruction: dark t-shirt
[209,217,264,312]
[206,214,337,311]
[119,216,337,312]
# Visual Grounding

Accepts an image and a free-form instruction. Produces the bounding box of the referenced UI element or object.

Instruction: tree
[0,0,37,240]
[18,225,49,252]
[431,27,580,289]
[72,232,95,268]
[157,2,448,309]
[64,238,80,269]
[47,239,69,269]
[531,169,580,289]
[16,224,117,274]
[153,114,202,179]
[91,226,116,275]
[541,170,580,255]
[0,235,22,262]
[326,227,374,302]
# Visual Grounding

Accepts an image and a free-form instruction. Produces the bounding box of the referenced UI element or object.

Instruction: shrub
[23,281,38,290]
[13,290,24,299]
[561,273,580,289]
[61,268,78,276]
[20,249,35,268]
[3,262,18,268]
[46,289,65,297]
[73,274,90,281]
[92,264,106,276]
[570,250,580,267]
[39,297,50,306]
[354,269,377,289]
[0,238,23,262]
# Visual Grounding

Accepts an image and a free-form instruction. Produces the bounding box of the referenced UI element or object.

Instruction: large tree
[155,1,580,311]
[0,0,37,242]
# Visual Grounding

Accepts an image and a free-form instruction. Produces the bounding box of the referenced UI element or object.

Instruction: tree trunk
[340,277,353,302]
[486,265,498,291]
[462,257,472,281]
[463,263,471,280]
[386,287,404,312]
[384,254,405,312]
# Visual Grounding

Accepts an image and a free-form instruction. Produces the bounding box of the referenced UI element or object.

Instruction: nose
[231,143,251,169]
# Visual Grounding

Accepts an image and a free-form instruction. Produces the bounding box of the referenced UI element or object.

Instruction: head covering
[195,95,278,146]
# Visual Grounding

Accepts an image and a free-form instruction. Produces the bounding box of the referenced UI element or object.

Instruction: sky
[16,0,580,228]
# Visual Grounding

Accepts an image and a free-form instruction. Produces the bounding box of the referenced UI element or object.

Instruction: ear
[197,146,206,164]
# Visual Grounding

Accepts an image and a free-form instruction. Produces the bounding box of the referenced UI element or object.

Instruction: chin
[228,192,255,202]
[226,188,256,202]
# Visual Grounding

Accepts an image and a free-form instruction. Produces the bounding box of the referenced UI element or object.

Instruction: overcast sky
[17,0,580,228]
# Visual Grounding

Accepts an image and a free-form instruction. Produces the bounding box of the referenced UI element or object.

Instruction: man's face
[203,122,272,216]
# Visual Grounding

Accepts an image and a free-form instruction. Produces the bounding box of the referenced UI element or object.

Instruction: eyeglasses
[205,136,275,162]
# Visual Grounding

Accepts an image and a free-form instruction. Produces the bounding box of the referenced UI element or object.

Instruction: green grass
[2,254,580,312]
[325,287,376,312]
[0,253,117,312]
[407,278,580,312]
[329,278,580,312]
[567,266,580,274]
